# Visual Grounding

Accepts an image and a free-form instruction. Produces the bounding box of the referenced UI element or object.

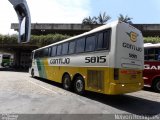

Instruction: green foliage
[0,34,17,44]
[82,16,98,24]
[82,12,111,25]
[1,33,160,47]
[30,34,70,47]
[0,34,70,47]
[82,13,135,25]
[144,37,160,44]
[118,14,133,24]
[97,12,111,24]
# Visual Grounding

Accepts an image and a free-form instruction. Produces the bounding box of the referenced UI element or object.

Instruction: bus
[0,53,13,68]
[29,21,144,95]
[144,43,160,92]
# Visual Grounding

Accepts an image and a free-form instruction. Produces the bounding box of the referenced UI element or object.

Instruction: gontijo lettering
[50,58,70,64]
[122,42,142,52]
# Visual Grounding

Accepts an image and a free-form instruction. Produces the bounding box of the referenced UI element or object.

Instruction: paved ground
[0,71,160,119]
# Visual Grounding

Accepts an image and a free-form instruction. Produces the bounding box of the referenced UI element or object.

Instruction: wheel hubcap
[31,70,34,76]
[156,81,160,91]
[76,80,83,92]
[64,78,70,89]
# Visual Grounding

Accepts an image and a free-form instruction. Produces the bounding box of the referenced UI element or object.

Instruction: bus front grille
[87,70,104,91]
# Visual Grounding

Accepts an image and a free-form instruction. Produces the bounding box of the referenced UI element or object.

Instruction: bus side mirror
[8,0,31,43]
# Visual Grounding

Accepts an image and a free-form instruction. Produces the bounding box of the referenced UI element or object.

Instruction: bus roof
[144,43,160,48]
[33,20,132,52]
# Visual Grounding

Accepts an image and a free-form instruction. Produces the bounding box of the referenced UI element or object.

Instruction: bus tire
[153,79,160,93]
[74,76,85,95]
[62,74,71,91]
[31,69,34,78]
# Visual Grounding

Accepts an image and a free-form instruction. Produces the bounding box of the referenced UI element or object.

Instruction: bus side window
[85,35,96,52]
[34,51,38,59]
[144,49,148,60]
[148,48,155,60]
[97,32,103,50]
[68,41,76,54]
[155,48,160,60]
[40,50,44,58]
[103,30,111,50]
[51,46,57,57]
[43,48,49,57]
[62,42,69,55]
[96,29,111,50]
[57,45,62,56]
[38,50,42,58]
[76,37,85,53]
[158,53,160,61]
[48,47,52,57]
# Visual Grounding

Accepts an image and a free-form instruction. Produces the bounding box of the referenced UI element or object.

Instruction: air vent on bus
[87,70,104,91]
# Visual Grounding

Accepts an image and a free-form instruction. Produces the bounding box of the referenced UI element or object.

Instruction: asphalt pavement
[0,71,160,120]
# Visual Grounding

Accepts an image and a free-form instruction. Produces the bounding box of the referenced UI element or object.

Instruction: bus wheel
[74,76,85,95]
[62,74,71,90]
[31,69,34,78]
[153,79,160,93]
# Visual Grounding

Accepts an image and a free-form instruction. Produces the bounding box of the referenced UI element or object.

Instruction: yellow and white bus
[29,21,144,95]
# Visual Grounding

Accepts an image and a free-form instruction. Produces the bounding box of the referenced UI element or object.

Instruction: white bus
[29,21,144,95]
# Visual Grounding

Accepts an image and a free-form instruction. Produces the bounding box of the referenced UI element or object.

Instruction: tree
[97,12,111,24]
[82,12,111,25]
[118,14,133,24]
[82,16,97,24]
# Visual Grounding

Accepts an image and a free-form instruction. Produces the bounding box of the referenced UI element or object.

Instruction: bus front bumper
[108,82,144,95]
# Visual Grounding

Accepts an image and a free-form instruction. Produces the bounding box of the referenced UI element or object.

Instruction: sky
[0,0,160,35]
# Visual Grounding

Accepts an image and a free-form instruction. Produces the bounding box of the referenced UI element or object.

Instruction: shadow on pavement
[0,68,28,73]
[33,77,160,116]
[84,91,160,115]
[143,86,155,92]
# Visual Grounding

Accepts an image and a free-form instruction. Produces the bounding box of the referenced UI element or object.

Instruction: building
[11,23,160,37]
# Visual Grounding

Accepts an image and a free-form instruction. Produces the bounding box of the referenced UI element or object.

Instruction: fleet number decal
[85,56,106,63]
[129,53,137,59]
